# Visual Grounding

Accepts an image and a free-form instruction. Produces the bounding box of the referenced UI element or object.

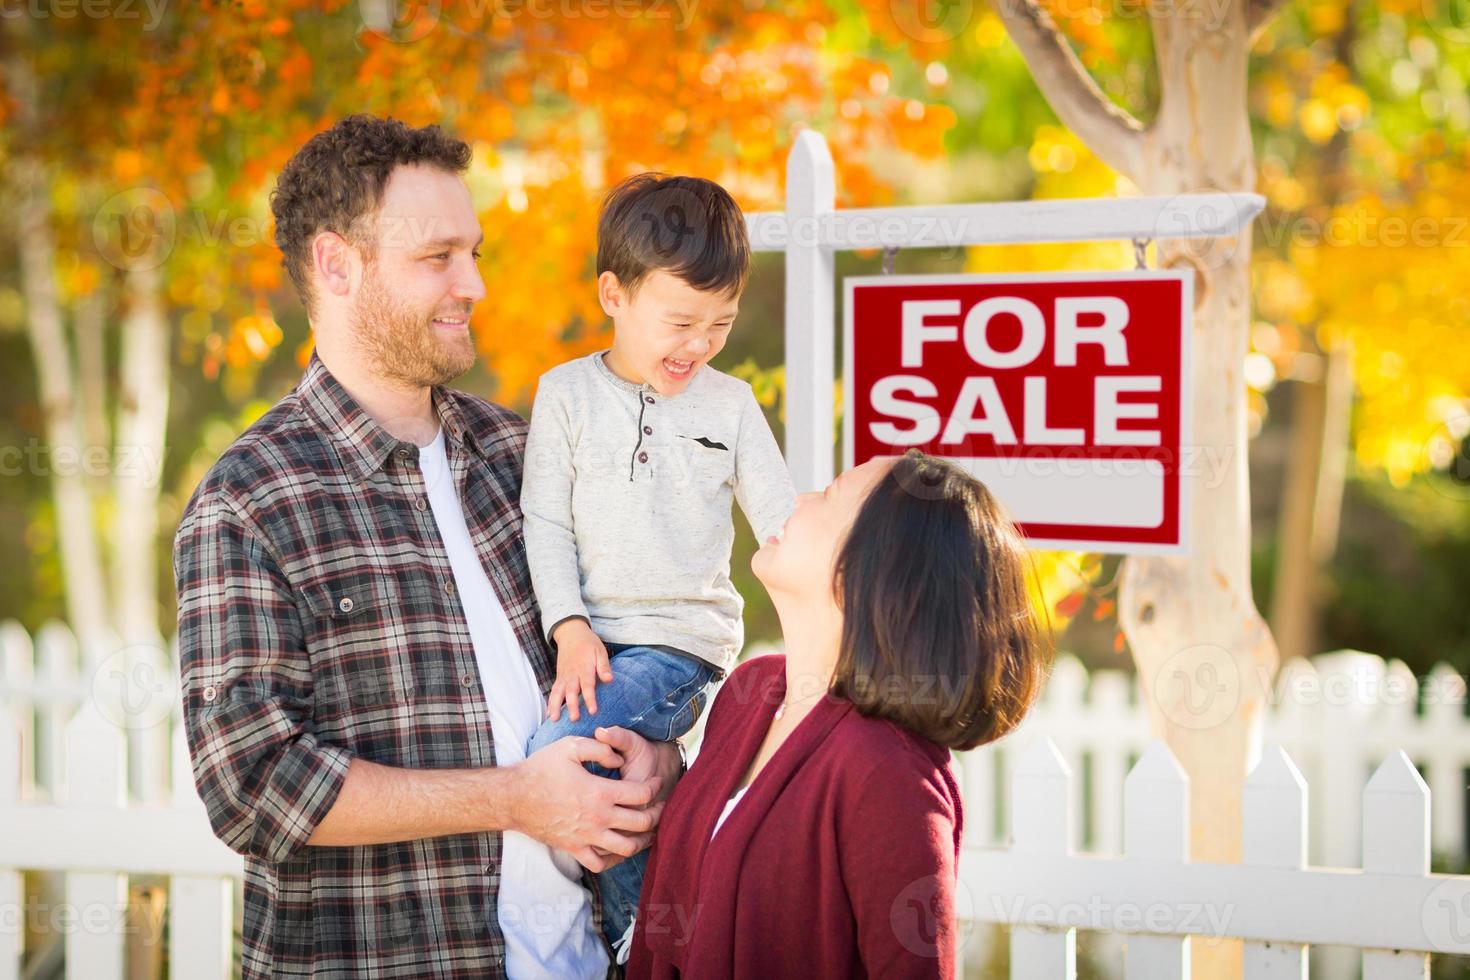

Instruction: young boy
[519,173,797,955]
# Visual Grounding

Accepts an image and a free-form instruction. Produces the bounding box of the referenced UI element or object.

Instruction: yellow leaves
[1299,98,1339,144]
[1260,76,1296,129]
[1023,125,1127,199]
[1307,0,1346,34]
[974,11,1009,49]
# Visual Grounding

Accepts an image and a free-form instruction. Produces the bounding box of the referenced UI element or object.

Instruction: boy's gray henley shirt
[520,349,797,674]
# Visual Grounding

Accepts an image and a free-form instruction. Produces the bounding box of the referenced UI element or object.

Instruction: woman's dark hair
[596,172,750,299]
[270,114,472,315]
[829,449,1053,751]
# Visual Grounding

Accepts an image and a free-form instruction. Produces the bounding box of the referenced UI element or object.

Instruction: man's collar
[297,349,488,479]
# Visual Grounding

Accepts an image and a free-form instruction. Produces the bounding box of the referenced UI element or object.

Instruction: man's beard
[350,271,476,388]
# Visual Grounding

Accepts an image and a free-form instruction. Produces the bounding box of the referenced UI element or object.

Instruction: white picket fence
[3,620,1469,978]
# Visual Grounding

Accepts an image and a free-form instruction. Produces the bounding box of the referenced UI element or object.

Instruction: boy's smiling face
[599,268,739,396]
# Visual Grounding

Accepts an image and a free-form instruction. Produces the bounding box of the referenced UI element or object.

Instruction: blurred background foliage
[0,0,1466,678]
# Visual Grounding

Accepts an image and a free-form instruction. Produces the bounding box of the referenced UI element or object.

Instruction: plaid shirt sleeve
[174,483,353,864]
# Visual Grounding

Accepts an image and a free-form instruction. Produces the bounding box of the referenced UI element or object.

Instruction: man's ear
[313,231,359,302]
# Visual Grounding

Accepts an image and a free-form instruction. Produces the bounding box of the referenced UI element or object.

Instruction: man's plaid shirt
[173,351,611,978]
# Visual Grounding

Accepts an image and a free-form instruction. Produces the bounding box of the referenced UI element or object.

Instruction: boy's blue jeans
[525,642,718,950]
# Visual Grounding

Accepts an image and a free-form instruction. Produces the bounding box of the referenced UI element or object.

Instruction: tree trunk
[993,0,1287,974]
[112,263,170,650]
[11,52,113,659]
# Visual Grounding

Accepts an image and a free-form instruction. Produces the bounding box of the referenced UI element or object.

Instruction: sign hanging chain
[1132,237,1152,270]
[881,245,899,276]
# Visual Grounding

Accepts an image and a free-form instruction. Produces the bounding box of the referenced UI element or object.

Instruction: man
[173,114,681,979]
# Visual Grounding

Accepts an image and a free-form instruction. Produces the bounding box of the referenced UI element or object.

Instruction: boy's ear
[597,270,627,319]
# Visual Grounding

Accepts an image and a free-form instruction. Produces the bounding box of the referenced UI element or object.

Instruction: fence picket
[1424,662,1467,863]
[1242,746,1309,979]
[1361,751,1431,980]
[35,622,80,800]
[1121,742,1190,979]
[1008,737,1076,979]
[62,702,127,980]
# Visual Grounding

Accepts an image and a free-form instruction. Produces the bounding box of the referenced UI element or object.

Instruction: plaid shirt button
[337,596,354,613]
[415,497,428,512]
[462,673,475,687]
[444,580,456,596]
[202,685,217,703]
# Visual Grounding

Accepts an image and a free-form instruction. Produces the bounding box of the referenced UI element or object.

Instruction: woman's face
[752,456,896,595]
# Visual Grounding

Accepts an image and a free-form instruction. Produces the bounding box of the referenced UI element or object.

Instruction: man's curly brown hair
[269,114,472,315]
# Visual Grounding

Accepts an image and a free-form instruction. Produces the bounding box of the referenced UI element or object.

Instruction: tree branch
[990,0,1148,182]
[1248,0,1292,44]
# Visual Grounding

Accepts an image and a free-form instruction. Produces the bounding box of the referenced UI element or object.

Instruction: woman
[624,449,1052,978]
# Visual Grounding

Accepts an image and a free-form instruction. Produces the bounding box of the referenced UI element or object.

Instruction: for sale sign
[844,271,1193,553]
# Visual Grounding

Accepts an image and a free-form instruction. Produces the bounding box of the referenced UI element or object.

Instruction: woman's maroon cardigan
[625,653,963,979]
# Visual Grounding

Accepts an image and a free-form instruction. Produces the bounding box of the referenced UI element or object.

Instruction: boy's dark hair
[596,173,751,299]
[270,114,472,315]
[829,449,1053,751]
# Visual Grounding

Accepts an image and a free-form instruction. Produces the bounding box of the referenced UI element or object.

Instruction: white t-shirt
[710,785,750,839]
[418,429,609,980]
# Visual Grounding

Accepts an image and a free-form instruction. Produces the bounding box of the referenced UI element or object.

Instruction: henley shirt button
[643,425,652,435]
[338,596,354,613]
[638,451,649,463]
[202,685,217,703]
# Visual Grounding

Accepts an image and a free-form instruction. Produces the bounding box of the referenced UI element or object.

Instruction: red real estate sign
[844,271,1193,553]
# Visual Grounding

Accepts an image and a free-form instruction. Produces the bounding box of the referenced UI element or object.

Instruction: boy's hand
[548,619,615,722]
